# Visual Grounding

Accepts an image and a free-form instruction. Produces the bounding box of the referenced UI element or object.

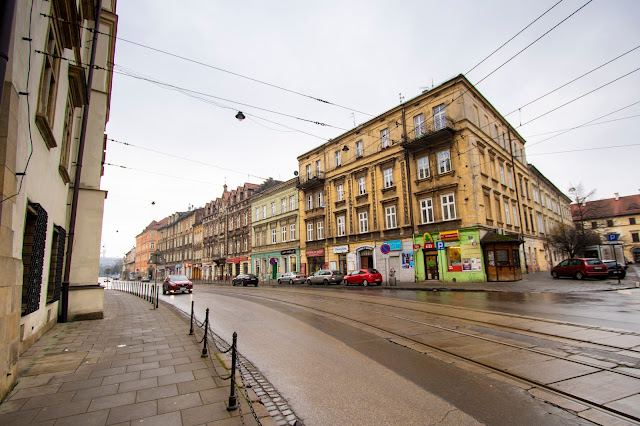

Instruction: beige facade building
[0,0,117,400]
[123,247,135,279]
[157,209,201,278]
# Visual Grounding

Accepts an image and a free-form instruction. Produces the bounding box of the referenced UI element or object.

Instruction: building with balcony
[0,0,117,400]
[192,216,204,279]
[297,74,567,283]
[251,178,300,281]
[135,218,165,279]
[571,193,640,263]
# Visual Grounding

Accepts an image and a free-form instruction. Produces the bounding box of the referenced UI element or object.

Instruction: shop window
[512,249,521,268]
[447,246,461,269]
[497,249,510,266]
[291,257,297,272]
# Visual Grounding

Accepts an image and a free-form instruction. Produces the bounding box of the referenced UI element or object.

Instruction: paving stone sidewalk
[0,291,276,425]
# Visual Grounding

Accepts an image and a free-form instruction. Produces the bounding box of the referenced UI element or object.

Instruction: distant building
[135,218,166,279]
[571,193,640,263]
[124,247,136,279]
[0,0,118,400]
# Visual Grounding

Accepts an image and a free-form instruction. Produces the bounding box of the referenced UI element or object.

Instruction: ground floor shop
[251,250,300,281]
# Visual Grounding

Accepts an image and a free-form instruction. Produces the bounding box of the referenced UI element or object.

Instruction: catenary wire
[522,113,640,138]
[103,162,219,184]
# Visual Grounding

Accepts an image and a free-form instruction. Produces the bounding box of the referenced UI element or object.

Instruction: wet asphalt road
[161,287,596,425]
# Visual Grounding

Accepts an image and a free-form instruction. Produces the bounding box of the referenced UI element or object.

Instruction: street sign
[606,233,619,242]
[436,241,445,251]
[380,243,391,254]
[269,258,277,265]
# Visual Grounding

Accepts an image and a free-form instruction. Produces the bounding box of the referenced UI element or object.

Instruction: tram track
[207,287,640,425]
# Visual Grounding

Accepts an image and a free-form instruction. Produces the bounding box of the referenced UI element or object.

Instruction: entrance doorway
[423,250,439,280]
[338,254,347,274]
[359,249,373,269]
[634,248,640,263]
[272,261,278,279]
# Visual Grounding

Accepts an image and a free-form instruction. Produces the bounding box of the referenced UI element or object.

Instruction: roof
[527,164,571,202]
[572,194,640,220]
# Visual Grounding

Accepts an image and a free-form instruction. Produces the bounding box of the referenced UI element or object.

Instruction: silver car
[306,270,344,285]
[277,272,307,284]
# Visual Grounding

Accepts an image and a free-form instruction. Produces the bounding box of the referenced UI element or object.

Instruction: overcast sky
[100,0,640,257]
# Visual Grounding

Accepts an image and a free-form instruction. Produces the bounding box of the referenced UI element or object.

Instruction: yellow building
[298,74,568,283]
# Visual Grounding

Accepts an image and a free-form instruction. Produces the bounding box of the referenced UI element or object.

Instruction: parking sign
[436,241,445,250]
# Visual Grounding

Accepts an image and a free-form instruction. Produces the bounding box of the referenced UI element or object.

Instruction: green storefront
[413,227,486,283]
[251,249,301,281]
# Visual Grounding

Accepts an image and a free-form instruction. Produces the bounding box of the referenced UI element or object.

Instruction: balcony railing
[297,171,325,190]
[402,117,455,149]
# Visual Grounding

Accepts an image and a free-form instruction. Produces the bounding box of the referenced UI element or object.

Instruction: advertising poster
[402,252,414,269]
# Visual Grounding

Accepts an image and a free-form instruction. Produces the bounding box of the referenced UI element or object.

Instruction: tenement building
[297,74,569,283]
[134,218,165,280]
[0,1,118,399]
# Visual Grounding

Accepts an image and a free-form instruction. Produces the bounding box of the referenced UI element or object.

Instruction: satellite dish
[294,171,299,176]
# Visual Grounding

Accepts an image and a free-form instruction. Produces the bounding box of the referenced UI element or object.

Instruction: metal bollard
[189,301,195,335]
[201,308,209,358]
[227,332,238,411]
[156,285,159,308]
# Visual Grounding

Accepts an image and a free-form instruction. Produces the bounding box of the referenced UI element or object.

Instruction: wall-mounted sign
[423,233,434,244]
[281,249,296,255]
[269,258,277,265]
[440,230,460,241]
[424,243,435,249]
[380,244,391,254]
[413,244,421,250]
[333,245,349,254]
[384,240,402,251]
[306,248,325,257]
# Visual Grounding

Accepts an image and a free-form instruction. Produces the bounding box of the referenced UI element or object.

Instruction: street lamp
[235,111,245,121]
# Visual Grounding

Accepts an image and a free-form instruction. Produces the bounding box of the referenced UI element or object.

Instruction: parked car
[278,272,306,284]
[603,260,627,279]
[232,274,259,286]
[344,269,383,286]
[550,258,608,280]
[306,270,344,285]
[163,275,193,294]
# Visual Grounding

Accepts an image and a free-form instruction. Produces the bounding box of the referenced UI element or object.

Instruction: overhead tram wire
[103,162,219,184]
[465,0,564,75]
[523,114,640,138]
[39,13,375,118]
[527,143,640,156]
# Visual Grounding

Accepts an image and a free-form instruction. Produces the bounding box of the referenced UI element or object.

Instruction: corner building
[298,74,550,283]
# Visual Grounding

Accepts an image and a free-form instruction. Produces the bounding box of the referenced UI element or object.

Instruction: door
[272,262,278,279]
[424,253,439,280]
[359,249,373,269]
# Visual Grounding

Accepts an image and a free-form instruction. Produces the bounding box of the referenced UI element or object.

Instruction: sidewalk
[0,291,276,425]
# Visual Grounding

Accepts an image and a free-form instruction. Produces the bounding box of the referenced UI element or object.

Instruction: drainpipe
[60,0,103,323]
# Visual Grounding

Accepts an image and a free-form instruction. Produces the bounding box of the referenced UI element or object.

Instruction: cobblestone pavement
[0,290,292,425]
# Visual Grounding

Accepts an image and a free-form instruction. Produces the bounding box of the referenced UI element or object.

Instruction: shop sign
[423,233,435,245]
[440,230,460,241]
[281,249,296,255]
[306,248,325,257]
[333,245,349,254]
[384,240,402,251]
[184,263,192,267]
[424,243,435,249]
[444,241,458,247]
[413,244,421,250]
[176,264,183,268]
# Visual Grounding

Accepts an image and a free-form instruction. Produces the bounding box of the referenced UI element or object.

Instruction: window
[591,221,597,229]
[607,219,614,227]
[306,165,311,179]
[441,193,456,220]
[414,114,425,137]
[632,233,639,242]
[151,233,155,239]
[316,160,322,176]
[631,218,637,225]
[281,198,286,213]
[381,128,390,148]
[512,205,519,227]
[244,212,248,226]
[504,202,511,225]
[150,242,155,249]
[337,216,345,236]
[59,96,75,182]
[316,192,324,208]
[271,229,277,244]
[37,25,61,143]
[262,205,267,218]
[438,150,451,174]
[289,195,295,211]
[255,207,260,221]
[502,133,508,150]
[255,260,260,275]
[499,164,505,184]
[383,168,393,188]
[244,238,248,251]
[335,150,342,167]
[290,223,295,240]
[537,214,544,234]
[385,206,397,229]
[306,195,313,210]
[307,223,314,241]
[533,188,539,203]
[46,225,65,305]
[282,226,287,242]
[317,221,324,239]
[336,184,344,201]
[229,218,233,231]
[271,202,276,216]
[358,211,369,233]
[356,140,363,158]
[420,198,434,224]
[358,177,366,195]
[433,104,446,130]
[507,168,513,189]
[237,215,240,227]
[417,156,430,179]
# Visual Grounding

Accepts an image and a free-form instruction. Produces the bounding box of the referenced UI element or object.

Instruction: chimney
[614,192,619,201]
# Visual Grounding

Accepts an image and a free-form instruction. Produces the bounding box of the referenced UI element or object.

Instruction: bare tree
[548,223,601,258]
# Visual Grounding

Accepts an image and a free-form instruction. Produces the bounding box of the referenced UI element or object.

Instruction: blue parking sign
[436,241,445,250]
[607,233,619,242]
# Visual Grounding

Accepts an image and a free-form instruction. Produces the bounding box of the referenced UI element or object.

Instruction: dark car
[163,275,193,294]
[344,269,383,286]
[550,258,608,280]
[603,261,626,279]
[232,274,259,286]
[306,270,344,285]
[277,272,306,284]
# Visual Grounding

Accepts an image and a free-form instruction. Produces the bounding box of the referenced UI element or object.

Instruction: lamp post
[148,249,165,294]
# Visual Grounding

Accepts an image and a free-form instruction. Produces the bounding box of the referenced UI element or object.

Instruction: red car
[344,269,383,286]
[163,275,193,294]
[550,258,608,280]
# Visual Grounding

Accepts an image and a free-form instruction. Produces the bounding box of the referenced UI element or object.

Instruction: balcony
[297,171,325,190]
[401,117,455,151]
